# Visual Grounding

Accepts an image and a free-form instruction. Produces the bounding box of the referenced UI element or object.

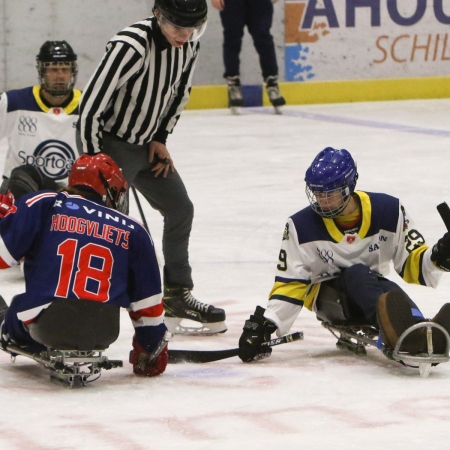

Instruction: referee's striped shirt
[79,17,200,155]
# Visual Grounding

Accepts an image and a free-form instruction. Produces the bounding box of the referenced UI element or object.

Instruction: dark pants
[220,0,278,79]
[100,133,194,289]
[341,264,423,326]
[3,294,46,353]
[3,296,122,353]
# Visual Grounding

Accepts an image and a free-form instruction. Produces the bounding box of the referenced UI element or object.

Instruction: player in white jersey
[0,41,80,198]
[238,147,450,362]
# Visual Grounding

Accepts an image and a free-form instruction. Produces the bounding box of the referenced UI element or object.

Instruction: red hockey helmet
[69,153,128,213]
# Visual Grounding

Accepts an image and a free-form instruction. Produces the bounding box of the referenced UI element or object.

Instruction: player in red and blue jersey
[0,153,168,377]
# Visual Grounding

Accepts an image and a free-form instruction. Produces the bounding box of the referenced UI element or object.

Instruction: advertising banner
[285,0,450,81]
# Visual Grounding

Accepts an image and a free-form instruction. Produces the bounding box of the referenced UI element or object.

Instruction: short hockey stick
[131,186,149,232]
[146,331,172,366]
[437,202,450,231]
[167,331,303,364]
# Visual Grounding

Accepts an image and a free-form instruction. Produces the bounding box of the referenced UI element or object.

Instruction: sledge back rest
[314,278,349,325]
[314,278,370,326]
[28,299,120,350]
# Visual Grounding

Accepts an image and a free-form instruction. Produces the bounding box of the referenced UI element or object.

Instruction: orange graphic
[285,3,330,44]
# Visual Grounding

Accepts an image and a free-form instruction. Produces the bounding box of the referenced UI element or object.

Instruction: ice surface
[1,99,450,449]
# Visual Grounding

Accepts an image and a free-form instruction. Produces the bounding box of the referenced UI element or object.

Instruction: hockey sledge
[314,279,450,378]
[2,299,123,387]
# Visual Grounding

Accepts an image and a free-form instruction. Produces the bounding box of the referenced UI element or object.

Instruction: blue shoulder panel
[6,87,41,113]
[290,206,334,244]
[365,192,399,236]
[290,192,399,244]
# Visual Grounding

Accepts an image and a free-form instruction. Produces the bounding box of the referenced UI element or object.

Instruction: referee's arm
[79,42,142,155]
[157,43,200,141]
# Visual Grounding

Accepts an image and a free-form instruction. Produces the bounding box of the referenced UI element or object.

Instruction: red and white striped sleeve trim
[25,192,57,207]
[128,293,162,312]
[17,302,52,325]
[0,235,18,268]
[128,293,164,328]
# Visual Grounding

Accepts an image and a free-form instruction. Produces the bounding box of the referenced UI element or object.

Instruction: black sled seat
[314,278,371,327]
[313,278,379,354]
[28,299,120,351]
[3,299,123,388]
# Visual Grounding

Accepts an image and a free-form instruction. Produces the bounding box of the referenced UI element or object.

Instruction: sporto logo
[18,139,76,181]
[18,116,37,133]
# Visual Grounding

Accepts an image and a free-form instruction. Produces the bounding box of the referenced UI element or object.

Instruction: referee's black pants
[89,133,194,290]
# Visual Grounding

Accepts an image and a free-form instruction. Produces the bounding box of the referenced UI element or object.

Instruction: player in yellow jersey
[239,147,450,362]
[0,41,80,198]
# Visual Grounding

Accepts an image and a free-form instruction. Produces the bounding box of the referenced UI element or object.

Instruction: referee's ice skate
[163,286,227,335]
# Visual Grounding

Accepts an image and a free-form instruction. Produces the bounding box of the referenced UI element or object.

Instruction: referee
[77,0,227,336]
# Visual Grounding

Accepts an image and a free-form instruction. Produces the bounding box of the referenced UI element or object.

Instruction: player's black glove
[431,232,450,271]
[238,306,277,362]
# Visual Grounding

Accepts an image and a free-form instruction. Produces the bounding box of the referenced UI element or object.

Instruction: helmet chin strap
[98,171,117,211]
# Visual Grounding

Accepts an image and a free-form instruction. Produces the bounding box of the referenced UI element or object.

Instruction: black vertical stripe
[79,18,198,153]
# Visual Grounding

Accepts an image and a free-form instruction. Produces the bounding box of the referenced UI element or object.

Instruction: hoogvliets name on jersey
[50,214,130,248]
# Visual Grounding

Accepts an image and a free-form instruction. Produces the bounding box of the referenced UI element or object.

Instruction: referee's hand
[148,141,175,178]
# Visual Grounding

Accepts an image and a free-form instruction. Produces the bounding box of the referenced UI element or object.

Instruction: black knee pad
[8,165,57,199]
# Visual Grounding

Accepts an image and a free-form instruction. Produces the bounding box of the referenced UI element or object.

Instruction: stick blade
[168,348,239,364]
[437,202,450,231]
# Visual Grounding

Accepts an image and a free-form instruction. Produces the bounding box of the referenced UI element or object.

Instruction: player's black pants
[99,133,194,289]
[2,294,46,353]
[219,0,278,79]
[341,264,424,326]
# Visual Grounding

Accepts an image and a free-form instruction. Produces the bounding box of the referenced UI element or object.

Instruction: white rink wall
[0,0,285,91]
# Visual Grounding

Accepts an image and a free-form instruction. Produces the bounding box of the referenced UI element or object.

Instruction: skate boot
[265,75,286,115]
[226,76,243,115]
[0,295,8,326]
[376,290,426,353]
[0,296,11,352]
[164,286,227,335]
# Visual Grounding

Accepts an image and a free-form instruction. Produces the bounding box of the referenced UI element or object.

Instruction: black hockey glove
[431,232,450,271]
[238,306,277,363]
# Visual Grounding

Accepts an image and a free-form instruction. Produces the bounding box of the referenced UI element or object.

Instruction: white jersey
[0,86,80,184]
[265,191,443,336]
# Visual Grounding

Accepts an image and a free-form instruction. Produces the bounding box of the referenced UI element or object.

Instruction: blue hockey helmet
[305,147,358,218]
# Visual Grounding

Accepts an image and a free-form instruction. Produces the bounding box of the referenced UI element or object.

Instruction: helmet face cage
[305,147,358,219]
[37,61,78,97]
[69,154,128,213]
[36,41,78,97]
[305,184,352,219]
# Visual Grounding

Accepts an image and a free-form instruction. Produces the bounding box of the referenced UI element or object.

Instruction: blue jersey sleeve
[126,223,166,353]
[0,192,56,266]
